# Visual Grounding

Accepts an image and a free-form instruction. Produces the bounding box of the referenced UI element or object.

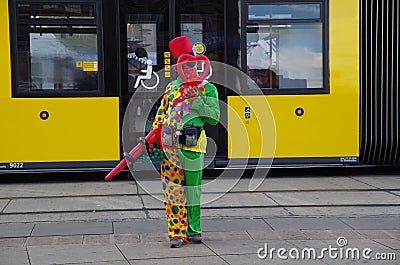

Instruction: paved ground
[0,171,399,264]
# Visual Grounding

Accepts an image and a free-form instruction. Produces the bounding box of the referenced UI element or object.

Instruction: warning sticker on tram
[83,61,98,72]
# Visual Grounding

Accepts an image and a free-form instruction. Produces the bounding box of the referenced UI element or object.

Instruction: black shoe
[170,238,183,248]
[190,234,202,244]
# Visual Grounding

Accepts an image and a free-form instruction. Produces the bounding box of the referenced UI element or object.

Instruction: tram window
[10,1,101,96]
[248,3,321,20]
[245,1,327,92]
[177,0,225,62]
[181,22,203,45]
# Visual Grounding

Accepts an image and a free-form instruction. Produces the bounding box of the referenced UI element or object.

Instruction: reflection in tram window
[29,33,98,90]
[246,2,325,90]
[177,0,224,62]
[126,23,157,65]
[248,3,321,20]
[181,22,203,46]
[12,2,100,94]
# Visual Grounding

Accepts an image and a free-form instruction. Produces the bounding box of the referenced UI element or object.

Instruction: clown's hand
[183,86,199,100]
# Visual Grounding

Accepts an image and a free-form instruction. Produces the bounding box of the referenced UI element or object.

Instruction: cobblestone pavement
[0,174,399,264]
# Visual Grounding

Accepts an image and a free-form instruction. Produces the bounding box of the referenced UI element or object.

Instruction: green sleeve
[191,83,220,126]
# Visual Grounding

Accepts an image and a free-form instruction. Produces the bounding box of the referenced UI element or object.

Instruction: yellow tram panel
[0,0,11,100]
[0,98,120,162]
[0,1,120,163]
[227,96,276,159]
[228,0,359,160]
[227,95,358,159]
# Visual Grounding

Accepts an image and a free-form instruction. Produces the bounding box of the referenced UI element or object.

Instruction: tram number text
[10,162,24,169]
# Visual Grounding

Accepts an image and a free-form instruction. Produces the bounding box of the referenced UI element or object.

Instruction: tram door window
[176,0,225,62]
[126,22,158,93]
[10,1,101,96]
[124,18,160,135]
[119,0,169,150]
[243,1,327,92]
[120,0,169,93]
[176,0,226,157]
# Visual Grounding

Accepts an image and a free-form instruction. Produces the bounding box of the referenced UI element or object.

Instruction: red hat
[169,36,193,59]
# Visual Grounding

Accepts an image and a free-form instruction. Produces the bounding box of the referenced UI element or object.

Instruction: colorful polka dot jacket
[152,77,220,153]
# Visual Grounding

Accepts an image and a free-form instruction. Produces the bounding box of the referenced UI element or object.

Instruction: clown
[150,36,220,248]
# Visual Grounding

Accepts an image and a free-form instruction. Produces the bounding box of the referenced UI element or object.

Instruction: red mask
[177,54,210,87]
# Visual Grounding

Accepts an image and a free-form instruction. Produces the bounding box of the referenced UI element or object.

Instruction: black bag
[162,125,175,146]
[179,126,202,147]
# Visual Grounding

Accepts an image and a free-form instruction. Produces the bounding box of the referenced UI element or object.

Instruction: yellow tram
[0,0,398,172]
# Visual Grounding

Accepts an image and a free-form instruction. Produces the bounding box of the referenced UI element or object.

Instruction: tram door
[176,1,226,161]
[119,0,226,162]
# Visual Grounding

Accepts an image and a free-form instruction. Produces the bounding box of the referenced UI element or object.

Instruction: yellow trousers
[161,146,188,239]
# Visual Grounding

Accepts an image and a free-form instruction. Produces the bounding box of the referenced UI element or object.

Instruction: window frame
[241,0,329,95]
[9,0,104,98]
